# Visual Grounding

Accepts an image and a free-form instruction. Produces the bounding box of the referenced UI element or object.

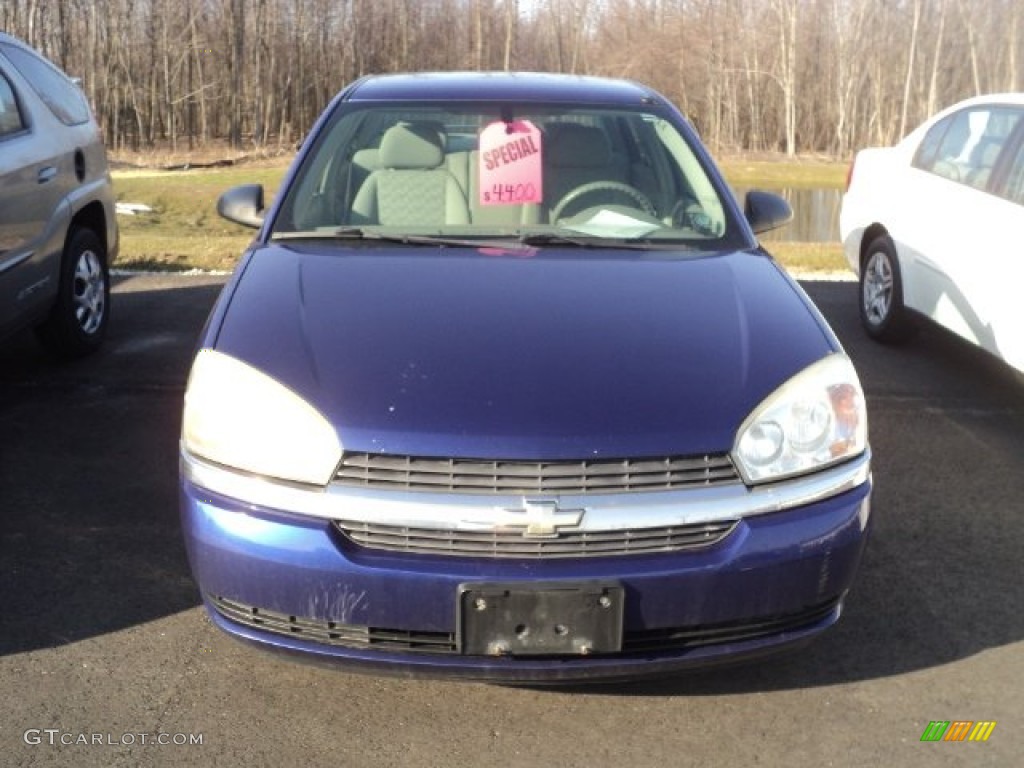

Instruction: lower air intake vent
[210,595,840,657]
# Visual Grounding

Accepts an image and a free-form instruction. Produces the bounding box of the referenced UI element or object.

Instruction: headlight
[182,349,342,485]
[733,354,867,485]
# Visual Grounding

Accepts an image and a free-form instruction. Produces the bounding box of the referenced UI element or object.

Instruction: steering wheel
[551,181,657,222]
[669,198,718,235]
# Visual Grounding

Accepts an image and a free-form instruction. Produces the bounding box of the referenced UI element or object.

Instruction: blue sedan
[180,72,871,682]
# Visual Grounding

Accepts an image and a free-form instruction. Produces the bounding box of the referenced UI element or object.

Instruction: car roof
[0,32,33,49]
[896,92,1024,147]
[344,71,665,106]
[924,93,1024,125]
[944,92,1024,109]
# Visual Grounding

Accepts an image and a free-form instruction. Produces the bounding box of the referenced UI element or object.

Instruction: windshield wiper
[334,228,496,248]
[273,228,693,252]
[277,227,441,244]
[518,232,673,251]
[271,227,485,248]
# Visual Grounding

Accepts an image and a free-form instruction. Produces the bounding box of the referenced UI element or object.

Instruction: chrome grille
[334,452,740,494]
[334,519,738,558]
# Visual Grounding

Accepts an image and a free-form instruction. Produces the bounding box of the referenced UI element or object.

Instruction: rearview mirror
[744,190,793,235]
[217,184,265,229]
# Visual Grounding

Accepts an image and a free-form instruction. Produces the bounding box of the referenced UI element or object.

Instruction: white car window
[1004,141,1024,206]
[916,107,1023,190]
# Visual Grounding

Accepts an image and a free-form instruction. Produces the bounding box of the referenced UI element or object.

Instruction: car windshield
[271,103,740,249]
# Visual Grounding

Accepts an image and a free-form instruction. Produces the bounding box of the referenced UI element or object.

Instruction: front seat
[543,123,628,216]
[350,123,470,227]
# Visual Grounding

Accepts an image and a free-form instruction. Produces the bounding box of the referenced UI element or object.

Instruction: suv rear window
[0,72,25,136]
[0,42,90,126]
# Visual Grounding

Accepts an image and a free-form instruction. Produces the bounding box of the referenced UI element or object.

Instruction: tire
[859,235,914,343]
[36,228,110,358]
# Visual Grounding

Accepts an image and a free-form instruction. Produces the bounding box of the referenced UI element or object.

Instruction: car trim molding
[0,251,32,275]
[181,446,871,530]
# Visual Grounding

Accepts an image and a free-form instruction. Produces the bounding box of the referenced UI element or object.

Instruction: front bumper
[180,453,871,682]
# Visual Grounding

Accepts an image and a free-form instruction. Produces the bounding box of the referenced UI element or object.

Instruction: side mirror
[217,184,265,229]
[744,190,793,235]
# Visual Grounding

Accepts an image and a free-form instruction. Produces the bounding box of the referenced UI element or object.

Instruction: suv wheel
[36,228,110,358]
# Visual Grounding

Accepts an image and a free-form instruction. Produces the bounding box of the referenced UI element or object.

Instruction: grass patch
[719,157,848,189]
[110,157,849,274]
[112,165,287,271]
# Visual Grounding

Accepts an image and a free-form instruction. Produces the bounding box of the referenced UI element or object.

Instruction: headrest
[379,123,444,169]
[545,124,611,167]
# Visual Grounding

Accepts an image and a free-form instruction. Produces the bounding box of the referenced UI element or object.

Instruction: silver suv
[0,33,117,357]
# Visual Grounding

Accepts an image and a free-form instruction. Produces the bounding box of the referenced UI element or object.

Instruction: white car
[840,94,1024,374]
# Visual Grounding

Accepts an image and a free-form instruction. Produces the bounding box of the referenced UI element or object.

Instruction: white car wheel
[860,235,913,342]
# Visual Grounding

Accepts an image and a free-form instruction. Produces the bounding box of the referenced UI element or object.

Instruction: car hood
[211,243,835,459]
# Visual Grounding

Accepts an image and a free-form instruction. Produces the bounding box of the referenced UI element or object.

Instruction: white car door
[898,106,1024,363]
[983,138,1024,372]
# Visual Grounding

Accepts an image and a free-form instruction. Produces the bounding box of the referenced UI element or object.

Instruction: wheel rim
[863,251,893,326]
[73,249,106,335]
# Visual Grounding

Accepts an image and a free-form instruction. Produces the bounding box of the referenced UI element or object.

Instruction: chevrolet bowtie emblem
[507,500,584,539]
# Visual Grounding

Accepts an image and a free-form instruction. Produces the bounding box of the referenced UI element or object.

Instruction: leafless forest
[3,0,1021,156]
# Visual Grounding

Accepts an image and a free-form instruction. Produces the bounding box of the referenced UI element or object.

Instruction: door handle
[37,166,57,183]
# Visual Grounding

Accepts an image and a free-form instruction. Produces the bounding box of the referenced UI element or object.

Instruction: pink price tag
[478,120,543,206]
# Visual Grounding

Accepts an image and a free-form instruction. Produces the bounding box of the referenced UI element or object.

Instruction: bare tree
[226,0,245,148]
[771,0,799,156]
[3,0,1021,156]
[899,0,921,138]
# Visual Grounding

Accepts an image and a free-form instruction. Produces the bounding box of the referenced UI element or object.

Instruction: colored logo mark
[920,721,996,742]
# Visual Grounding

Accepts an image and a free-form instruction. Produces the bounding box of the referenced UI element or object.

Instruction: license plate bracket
[458,582,624,657]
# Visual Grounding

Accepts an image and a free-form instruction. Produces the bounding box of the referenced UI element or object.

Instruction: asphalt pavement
[1,271,1022,767]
